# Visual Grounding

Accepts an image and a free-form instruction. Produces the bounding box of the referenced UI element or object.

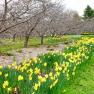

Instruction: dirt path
[0,44,65,66]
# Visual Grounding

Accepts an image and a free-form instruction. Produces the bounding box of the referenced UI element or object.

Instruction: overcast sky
[0,0,94,16]
[64,0,94,16]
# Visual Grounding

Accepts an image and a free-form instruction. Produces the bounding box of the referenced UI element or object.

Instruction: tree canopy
[84,5,94,19]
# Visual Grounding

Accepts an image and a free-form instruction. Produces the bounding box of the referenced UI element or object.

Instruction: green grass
[0,35,93,56]
[0,39,23,55]
[63,52,94,94]
[0,36,72,55]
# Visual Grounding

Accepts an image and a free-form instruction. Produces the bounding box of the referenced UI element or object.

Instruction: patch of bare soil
[0,44,65,66]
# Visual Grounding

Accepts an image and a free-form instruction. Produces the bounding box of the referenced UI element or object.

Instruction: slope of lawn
[64,52,94,94]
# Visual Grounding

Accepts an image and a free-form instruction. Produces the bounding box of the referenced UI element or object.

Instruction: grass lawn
[0,36,72,55]
[0,35,93,55]
[63,52,94,94]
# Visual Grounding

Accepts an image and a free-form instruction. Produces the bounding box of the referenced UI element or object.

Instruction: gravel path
[0,44,65,66]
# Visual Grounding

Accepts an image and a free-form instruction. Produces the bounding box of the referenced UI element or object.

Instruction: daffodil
[29,75,32,80]
[33,83,39,91]
[0,65,3,69]
[7,87,12,92]
[34,67,40,74]
[18,75,24,81]
[3,81,9,88]
[0,71,2,76]
[44,63,47,67]
[38,75,46,83]
[5,73,8,78]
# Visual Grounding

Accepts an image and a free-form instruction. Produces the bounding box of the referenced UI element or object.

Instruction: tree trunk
[24,18,41,47]
[52,33,55,37]
[13,33,16,42]
[24,34,29,48]
[40,35,44,45]
[19,35,22,40]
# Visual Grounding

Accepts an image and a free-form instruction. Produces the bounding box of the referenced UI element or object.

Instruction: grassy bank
[64,52,94,94]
